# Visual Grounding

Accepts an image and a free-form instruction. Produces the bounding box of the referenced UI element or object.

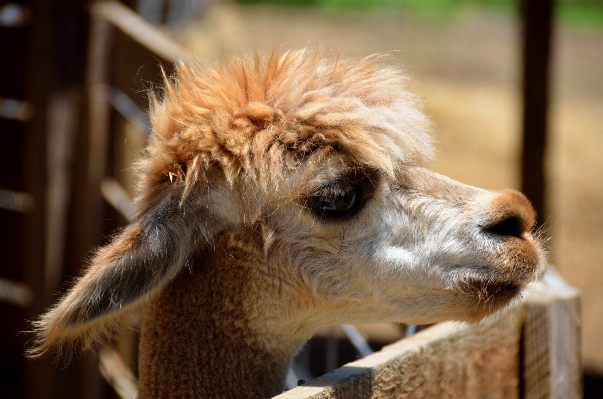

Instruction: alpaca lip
[460,278,522,305]
[453,278,523,323]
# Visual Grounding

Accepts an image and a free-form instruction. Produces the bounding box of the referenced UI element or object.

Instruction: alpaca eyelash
[312,180,357,198]
[312,182,361,213]
[307,172,379,220]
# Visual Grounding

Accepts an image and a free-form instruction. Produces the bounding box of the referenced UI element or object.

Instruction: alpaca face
[247,156,545,333]
[31,50,545,358]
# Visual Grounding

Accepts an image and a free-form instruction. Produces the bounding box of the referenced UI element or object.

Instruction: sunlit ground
[176,1,603,373]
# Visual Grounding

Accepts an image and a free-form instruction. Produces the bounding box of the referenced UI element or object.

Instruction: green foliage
[236,0,511,13]
[235,0,603,31]
[558,0,603,32]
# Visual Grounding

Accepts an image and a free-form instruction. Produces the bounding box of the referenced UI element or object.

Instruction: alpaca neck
[138,312,293,398]
[137,237,308,398]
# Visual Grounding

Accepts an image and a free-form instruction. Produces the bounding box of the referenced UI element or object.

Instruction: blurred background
[1,0,601,398]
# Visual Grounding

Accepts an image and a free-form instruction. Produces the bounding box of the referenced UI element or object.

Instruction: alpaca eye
[311,184,361,216]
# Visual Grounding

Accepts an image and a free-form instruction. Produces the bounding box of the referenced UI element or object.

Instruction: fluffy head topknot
[140,49,433,198]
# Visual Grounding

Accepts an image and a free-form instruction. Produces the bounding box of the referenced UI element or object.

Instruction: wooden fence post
[520,0,554,225]
[522,268,581,399]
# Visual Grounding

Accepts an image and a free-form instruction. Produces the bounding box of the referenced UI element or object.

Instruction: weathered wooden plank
[83,1,190,252]
[82,3,113,267]
[79,6,191,397]
[276,304,524,399]
[93,1,189,111]
[92,1,188,65]
[522,268,581,399]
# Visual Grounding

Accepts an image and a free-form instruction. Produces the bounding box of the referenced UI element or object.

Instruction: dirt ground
[177,3,603,373]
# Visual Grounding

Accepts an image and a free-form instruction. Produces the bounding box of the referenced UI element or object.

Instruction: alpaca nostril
[481,189,537,239]
[483,189,535,239]
[485,215,524,239]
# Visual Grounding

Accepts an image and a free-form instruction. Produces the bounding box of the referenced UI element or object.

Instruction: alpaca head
[32,49,545,357]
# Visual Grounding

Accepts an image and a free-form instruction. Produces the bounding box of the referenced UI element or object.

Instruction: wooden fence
[82,3,188,395]
[276,268,581,399]
[41,1,582,398]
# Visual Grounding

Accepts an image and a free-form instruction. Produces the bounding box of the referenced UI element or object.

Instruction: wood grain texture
[522,267,581,399]
[276,268,581,399]
[91,1,188,64]
[276,305,523,399]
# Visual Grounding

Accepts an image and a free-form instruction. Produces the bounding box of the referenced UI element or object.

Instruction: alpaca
[31,50,545,398]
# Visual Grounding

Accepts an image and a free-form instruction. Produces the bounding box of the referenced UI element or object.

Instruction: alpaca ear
[31,186,229,356]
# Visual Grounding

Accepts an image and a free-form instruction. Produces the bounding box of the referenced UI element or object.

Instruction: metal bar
[340,324,373,357]
[106,87,151,135]
[166,0,195,32]
[137,0,165,26]
[405,324,417,338]
[0,188,35,213]
[285,368,300,391]
[0,97,33,121]
[0,3,31,28]
[98,348,138,399]
[0,277,33,307]
[100,178,137,221]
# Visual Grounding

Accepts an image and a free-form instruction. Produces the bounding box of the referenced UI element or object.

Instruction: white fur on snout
[260,164,544,328]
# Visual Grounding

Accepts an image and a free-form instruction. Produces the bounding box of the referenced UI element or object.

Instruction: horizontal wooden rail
[91,1,188,64]
[277,307,523,399]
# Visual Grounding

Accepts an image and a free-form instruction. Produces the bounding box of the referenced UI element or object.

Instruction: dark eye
[311,183,361,217]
